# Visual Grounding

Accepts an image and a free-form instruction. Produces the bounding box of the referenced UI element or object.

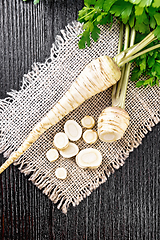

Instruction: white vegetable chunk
[83,130,98,144]
[64,120,82,141]
[81,116,95,128]
[76,148,102,169]
[55,167,67,180]
[60,142,79,158]
[53,132,69,150]
[46,148,59,162]
[98,107,130,142]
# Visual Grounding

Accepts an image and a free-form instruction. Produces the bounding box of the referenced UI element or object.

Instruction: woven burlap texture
[0,21,160,214]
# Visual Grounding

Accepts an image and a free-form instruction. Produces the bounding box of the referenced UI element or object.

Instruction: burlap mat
[0,21,159,214]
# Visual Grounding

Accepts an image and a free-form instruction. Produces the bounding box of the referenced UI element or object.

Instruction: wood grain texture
[0,0,159,239]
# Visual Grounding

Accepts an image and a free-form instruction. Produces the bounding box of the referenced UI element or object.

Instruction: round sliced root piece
[98,107,130,142]
[81,116,95,128]
[60,142,79,158]
[46,148,59,162]
[64,120,82,141]
[53,132,69,150]
[83,130,98,144]
[76,148,102,169]
[55,167,67,180]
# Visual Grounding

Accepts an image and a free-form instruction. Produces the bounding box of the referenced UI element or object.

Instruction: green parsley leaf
[152,0,160,8]
[125,0,141,4]
[136,80,145,87]
[135,6,144,16]
[83,21,94,32]
[84,0,96,7]
[154,61,160,75]
[95,0,105,10]
[78,30,91,49]
[103,0,118,12]
[154,26,160,39]
[91,25,101,41]
[147,55,155,67]
[150,15,157,28]
[139,0,153,7]
[140,57,146,71]
[129,14,135,27]
[100,13,113,25]
[154,13,160,25]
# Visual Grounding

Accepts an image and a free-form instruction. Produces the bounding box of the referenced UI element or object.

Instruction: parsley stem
[119,28,136,109]
[119,44,160,67]
[114,32,156,66]
[118,22,124,53]
[78,9,95,21]
[112,23,125,105]
[112,27,136,108]
[116,24,130,99]
[125,33,156,59]
[112,24,130,107]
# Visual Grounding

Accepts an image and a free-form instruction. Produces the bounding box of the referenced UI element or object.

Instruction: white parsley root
[81,116,95,128]
[98,107,130,142]
[76,148,102,169]
[0,56,121,174]
[53,132,69,150]
[83,130,98,144]
[97,25,135,143]
[64,120,82,141]
[55,167,67,180]
[60,142,79,158]
[46,148,59,162]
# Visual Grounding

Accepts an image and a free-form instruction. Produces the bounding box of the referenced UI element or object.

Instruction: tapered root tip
[0,158,14,174]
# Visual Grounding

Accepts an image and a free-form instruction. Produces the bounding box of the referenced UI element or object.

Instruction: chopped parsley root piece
[98,107,130,143]
[46,149,59,162]
[53,132,69,150]
[83,130,98,144]
[64,120,82,141]
[60,142,79,158]
[55,167,67,180]
[81,116,95,128]
[76,148,102,169]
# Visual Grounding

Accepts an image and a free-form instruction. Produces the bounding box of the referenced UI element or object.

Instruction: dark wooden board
[0,1,159,239]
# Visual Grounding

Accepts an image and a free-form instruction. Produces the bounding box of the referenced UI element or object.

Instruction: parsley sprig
[78,0,160,88]
[78,0,160,48]
[131,34,160,87]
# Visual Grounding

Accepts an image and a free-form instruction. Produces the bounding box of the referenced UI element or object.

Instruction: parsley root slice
[0,56,120,174]
[76,148,102,169]
[81,116,95,128]
[83,130,98,144]
[59,142,79,158]
[55,167,67,180]
[46,148,59,162]
[53,132,69,150]
[64,120,82,141]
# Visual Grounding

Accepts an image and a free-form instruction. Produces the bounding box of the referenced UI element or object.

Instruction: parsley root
[0,56,120,174]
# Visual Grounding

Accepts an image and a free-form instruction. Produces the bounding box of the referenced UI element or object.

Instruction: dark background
[0,0,159,239]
